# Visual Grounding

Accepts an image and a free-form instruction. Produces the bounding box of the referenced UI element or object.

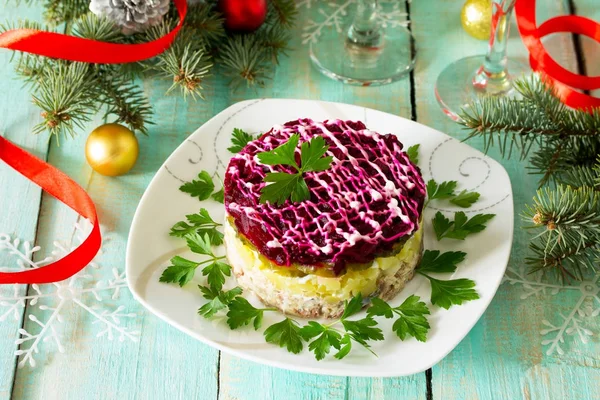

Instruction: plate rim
[126,98,514,377]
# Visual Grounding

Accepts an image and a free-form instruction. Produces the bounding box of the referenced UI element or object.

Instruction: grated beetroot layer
[224,119,426,273]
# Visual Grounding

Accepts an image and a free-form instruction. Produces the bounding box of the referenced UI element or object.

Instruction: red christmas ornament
[220,0,267,32]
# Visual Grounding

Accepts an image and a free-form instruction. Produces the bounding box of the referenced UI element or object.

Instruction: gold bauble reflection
[85,123,139,177]
[461,0,492,40]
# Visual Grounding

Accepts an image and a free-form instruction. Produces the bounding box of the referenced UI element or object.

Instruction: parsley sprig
[228,128,255,153]
[179,170,224,204]
[367,295,431,342]
[299,294,385,360]
[425,179,480,209]
[159,232,231,289]
[198,286,242,318]
[415,250,479,309]
[258,134,333,205]
[227,297,277,330]
[432,211,495,241]
[406,144,420,165]
[169,208,224,245]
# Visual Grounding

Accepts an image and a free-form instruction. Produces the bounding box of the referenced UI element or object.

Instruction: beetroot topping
[224,118,426,273]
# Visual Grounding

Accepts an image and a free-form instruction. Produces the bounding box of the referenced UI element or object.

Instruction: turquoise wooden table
[1,1,599,399]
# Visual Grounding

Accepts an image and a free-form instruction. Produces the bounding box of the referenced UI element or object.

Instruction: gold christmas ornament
[85,123,139,176]
[461,0,492,40]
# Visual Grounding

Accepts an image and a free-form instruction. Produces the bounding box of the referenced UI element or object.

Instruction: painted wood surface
[0,1,598,399]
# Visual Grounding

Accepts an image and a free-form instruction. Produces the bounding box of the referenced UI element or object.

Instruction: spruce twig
[32,62,98,140]
[461,78,600,280]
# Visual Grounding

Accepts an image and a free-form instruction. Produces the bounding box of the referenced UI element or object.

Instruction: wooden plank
[217,2,426,399]
[0,5,48,400]
[410,0,600,399]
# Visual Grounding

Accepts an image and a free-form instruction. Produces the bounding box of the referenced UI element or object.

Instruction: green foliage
[460,77,600,280]
[523,185,600,280]
[367,296,431,342]
[7,1,297,138]
[228,128,255,153]
[432,211,495,241]
[258,135,333,205]
[406,144,420,165]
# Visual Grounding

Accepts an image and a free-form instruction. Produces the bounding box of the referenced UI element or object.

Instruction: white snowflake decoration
[300,0,410,45]
[504,266,600,356]
[0,222,139,368]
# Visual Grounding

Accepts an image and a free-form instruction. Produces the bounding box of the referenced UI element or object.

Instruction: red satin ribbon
[0,0,188,283]
[0,0,188,63]
[515,0,600,109]
[0,136,101,284]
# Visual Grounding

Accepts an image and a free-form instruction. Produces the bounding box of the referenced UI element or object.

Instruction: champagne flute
[310,0,416,86]
[435,0,530,121]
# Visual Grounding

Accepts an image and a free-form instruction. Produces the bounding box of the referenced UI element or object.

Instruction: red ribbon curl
[0,0,188,284]
[515,0,600,109]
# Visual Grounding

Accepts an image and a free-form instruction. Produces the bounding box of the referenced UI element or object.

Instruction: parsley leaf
[198,287,242,318]
[406,144,420,165]
[180,171,215,200]
[417,250,466,274]
[228,128,255,153]
[366,297,395,319]
[423,275,480,309]
[368,296,431,342]
[211,188,224,204]
[432,212,453,240]
[259,172,304,205]
[432,211,495,240]
[264,318,304,354]
[341,317,384,344]
[169,208,223,245]
[341,292,365,319]
[334,334,352,359]
[258,135,333,205]
[426,179,457,201]
[392,296,431,342]
[300,136,333,172]
[186,232,214,256]
[257,134,300,169]
[202,260,231,292]
[300,322,342,361]
[450,190,480,208]
[226,297,271,330]
[159,256,199,287]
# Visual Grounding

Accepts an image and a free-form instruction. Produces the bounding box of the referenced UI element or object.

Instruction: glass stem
[473,0,516,93]
[347,0,382,47]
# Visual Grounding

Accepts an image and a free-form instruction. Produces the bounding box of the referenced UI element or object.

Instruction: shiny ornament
[85,123,139,176]
[461,0,492,40]
[219,0,267,32]
[89,0,170,35]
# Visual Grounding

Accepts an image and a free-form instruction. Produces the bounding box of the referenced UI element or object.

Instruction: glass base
[309,26,416,86]
[435,55,530,121]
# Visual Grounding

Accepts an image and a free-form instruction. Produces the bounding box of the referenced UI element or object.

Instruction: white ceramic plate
[126,99,513,377]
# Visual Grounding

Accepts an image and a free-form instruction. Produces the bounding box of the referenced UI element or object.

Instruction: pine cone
[89,0,171,34]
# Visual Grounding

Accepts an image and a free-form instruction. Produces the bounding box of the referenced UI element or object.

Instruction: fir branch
[256,24,292,63]
[219,35,270,88]
[524,185,600,258]
[184,3,226,47]
[267,0,298,28]
[95,68,153,135]
[32,62,98,140]
[72,13,126,43]
[43,0,90,27]
[143,23,212,99]
[559,165,600,189]
[523,184,600,280]
[460,78,600,159]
